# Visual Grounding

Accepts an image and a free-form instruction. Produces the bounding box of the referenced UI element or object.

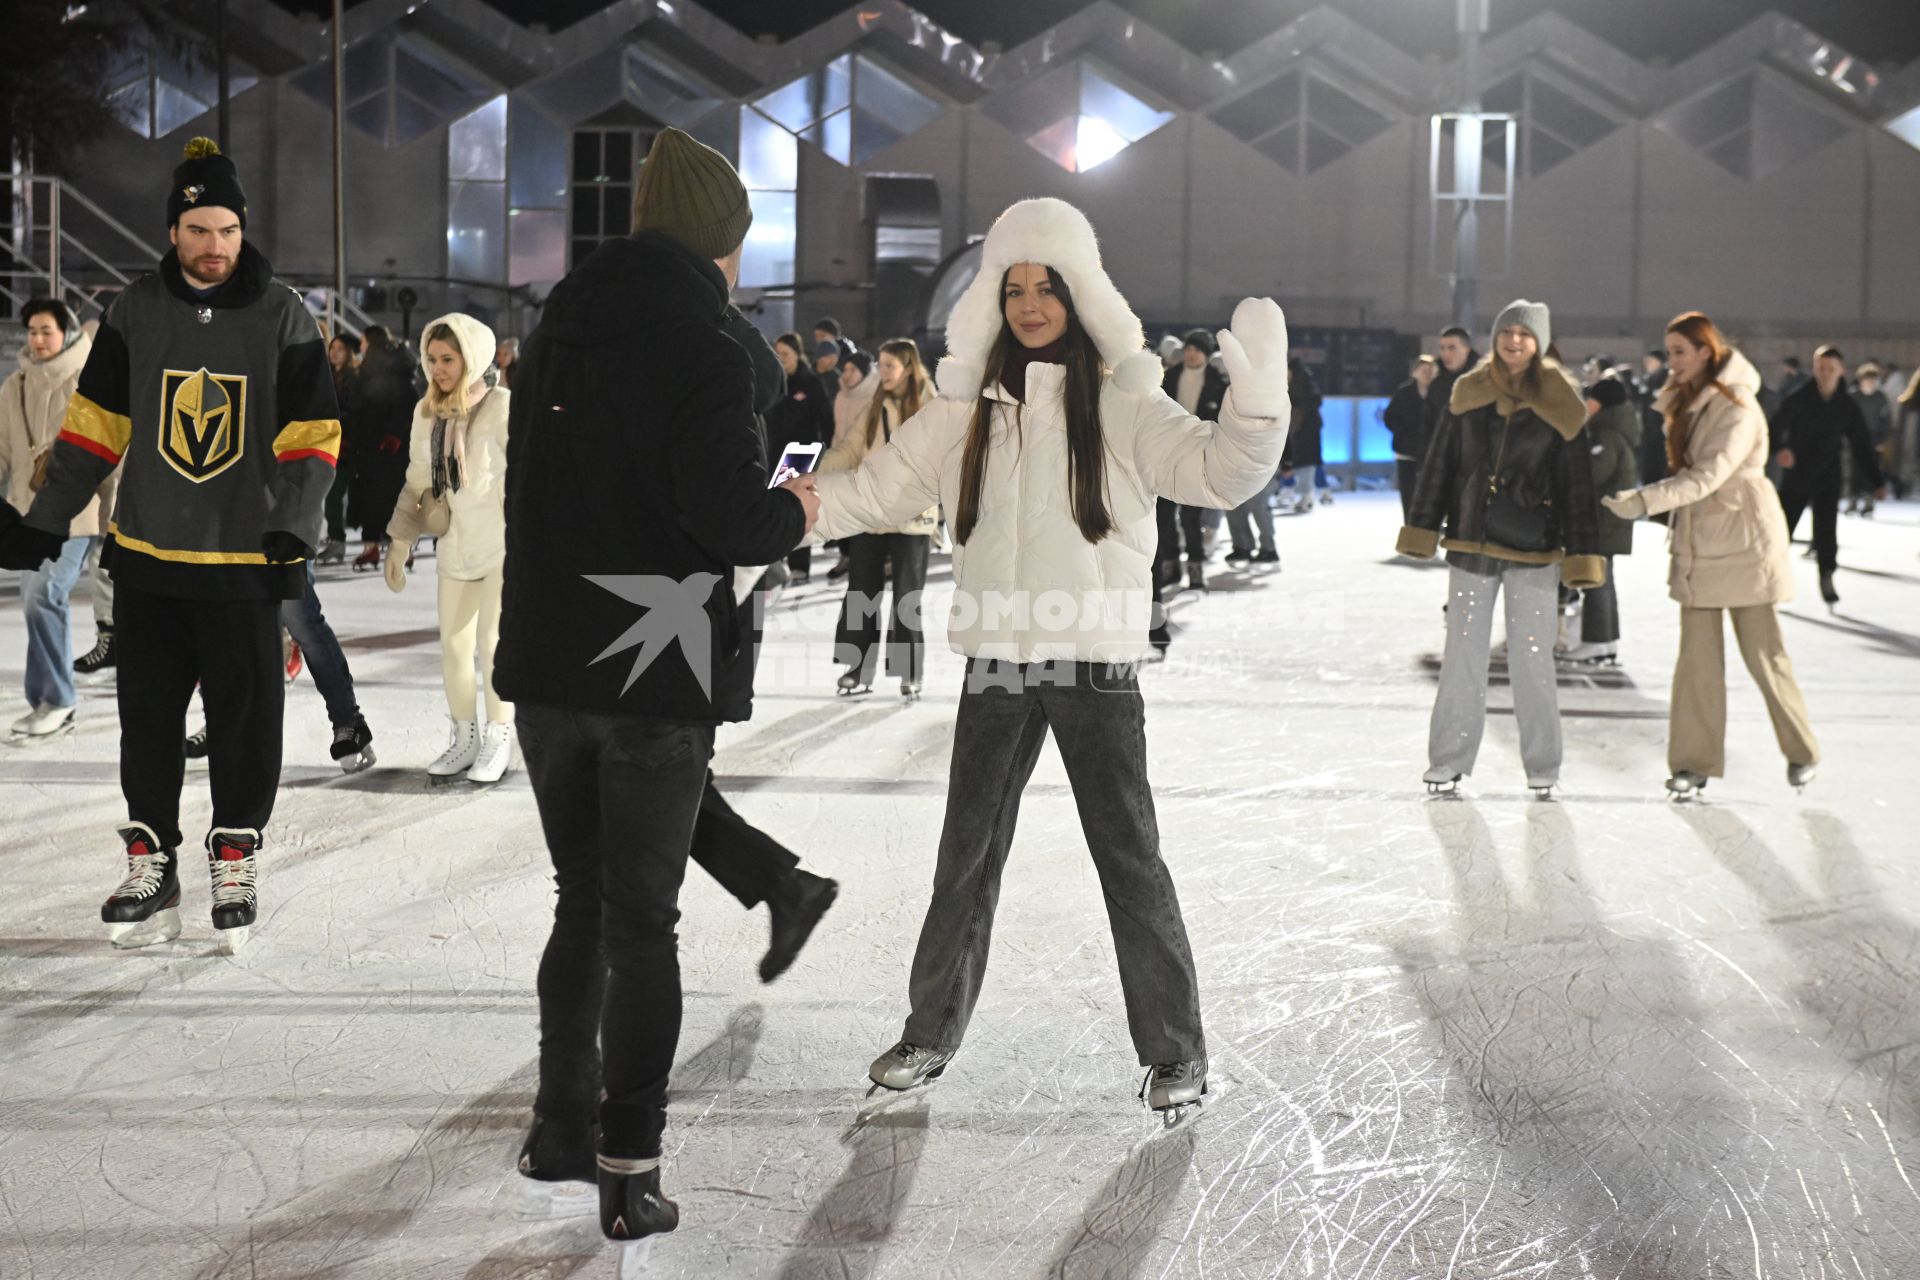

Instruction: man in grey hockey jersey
[0,138,341,952]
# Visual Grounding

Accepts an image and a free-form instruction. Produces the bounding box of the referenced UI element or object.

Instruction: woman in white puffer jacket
[811,197,1291,1119]
[385,312,513,785]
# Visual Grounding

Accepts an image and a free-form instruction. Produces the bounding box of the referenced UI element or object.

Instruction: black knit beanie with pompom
[167,137,248,229]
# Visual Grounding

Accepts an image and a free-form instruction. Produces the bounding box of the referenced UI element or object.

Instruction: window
[105,39,256,139]
[1209,67,1394,175]
[752,53,944,167]
[569,128,644,269]
[1479,71,1619,176]
[448,98,507,283]
[293,32,491,146]
[1655,71,1849,181]
[985,62,1173,173]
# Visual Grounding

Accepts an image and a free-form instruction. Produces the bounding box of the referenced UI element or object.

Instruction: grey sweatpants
[1428,560,1563,784]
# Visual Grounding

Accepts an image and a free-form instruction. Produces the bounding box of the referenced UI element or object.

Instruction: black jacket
[1160,362,1228,423]
[1770,380,1882,489]
[1281,365,1323,468]
[767,362,833,450]
[493,233,807,724]
[1398,361,1607,588]
[1585,401,1641,557]
[1383,379,1432,460]
[1426,351,1478,424]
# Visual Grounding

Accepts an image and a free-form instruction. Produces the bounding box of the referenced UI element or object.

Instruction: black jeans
[116,581,283,849]
[1581,555,1619,644]
[1154,498,1205,566]
[519,702,714,1160]
[835,532,928,683]
[1396,458,1421,524]
[692,771,799,908]
[902,660,1205,1065]
[1779,475,1840,576]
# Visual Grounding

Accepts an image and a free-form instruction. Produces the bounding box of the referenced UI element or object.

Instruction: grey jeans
[1429,559,1562,784]
[902,660,1206,1066]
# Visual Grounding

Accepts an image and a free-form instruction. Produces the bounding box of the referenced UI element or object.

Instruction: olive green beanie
[630,128,754,260]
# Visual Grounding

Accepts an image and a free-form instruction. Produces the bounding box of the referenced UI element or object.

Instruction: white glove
[1600,489,1648,521]
[384,541,409,593]
[1216,297,1290,420]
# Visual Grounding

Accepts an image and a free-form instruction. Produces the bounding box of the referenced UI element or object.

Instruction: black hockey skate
[74,626,116,682]
[1423,771,1462,797]
[1140,1058,1208,1128]
[599,1154,679,1247]
[836,670,872,697]
[1665,771,1708,802]
[101,822,183,949]
[866,1040,953,1096]
[207,828,260,953]
[185,724,209,760]
[330,716,376,774]
[1528,778,1558,801]
[1788,762,1817,793]
[515,1113,598,1221]
[761,869,839,983]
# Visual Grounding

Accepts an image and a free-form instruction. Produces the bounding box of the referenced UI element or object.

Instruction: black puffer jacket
[494,233,806,724]
[1161,362,1228,422]
[1397,359,1607,588]
[1282,361,1323,468]
[1586,400,1641,556]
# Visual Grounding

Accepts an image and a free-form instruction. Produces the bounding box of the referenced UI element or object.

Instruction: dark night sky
[274,0,1920,67]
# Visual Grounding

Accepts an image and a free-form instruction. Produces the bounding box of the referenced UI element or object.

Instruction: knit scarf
[429,380,488,498]
[999,337,1068,401]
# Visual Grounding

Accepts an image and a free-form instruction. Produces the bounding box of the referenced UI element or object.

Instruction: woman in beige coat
[1601,311,1817,798]
[1,300,109,739]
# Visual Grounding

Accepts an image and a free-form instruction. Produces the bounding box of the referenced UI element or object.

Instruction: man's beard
[184,255,236,286]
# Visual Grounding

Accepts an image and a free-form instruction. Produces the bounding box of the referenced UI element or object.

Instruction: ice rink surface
[3,493,1918,1279]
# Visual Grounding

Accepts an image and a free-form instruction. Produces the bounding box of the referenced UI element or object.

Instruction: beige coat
[831,372,877,448]
[0,332,115,537]
[818,392,938,536]
[1639,351,1793,608]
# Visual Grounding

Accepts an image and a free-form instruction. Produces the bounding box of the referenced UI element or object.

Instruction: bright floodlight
[1075,114,1129,171]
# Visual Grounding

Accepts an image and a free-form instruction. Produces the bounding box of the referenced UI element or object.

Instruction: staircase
[4,174,376,338]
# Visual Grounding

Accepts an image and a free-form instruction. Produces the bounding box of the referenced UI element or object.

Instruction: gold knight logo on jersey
[160,368,248,482]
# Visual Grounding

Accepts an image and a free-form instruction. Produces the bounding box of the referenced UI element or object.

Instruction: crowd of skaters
[0,122,1916,1260]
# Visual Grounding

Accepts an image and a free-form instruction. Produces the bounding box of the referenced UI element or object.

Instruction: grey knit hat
[630,128,753,260]
[1492,299,1551,355]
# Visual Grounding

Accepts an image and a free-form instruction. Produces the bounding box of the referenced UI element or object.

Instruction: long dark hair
[953,266,1113,545]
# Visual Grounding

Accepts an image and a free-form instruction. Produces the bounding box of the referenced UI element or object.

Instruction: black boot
[1820,571,1839,605]
[761,869,839,982]
[599,1151,678,1242]
[518,1112,596,1183]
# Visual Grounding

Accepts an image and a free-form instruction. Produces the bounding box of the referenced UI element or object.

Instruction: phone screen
[769,442,823,488]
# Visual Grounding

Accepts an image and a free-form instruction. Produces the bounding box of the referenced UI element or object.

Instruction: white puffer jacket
[387,313,509,580]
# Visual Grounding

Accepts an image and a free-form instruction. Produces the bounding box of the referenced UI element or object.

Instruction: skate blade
[216,925,251,955]
[617,1238,655,1278]
[106,908,182,949]
[339,748,376,775]
[515,1180,597,1222]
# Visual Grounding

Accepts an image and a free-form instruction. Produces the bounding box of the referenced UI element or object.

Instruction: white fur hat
[418,311,497,383]
[935,197,1160,401]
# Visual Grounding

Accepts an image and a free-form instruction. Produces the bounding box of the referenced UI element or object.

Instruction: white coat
[814,363,1284,662]
[387,313,509,580]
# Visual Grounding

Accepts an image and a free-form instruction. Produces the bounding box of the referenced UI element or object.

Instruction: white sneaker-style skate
[101,823,182,948]
[428,718,480,783]
[206,828,260,954]
[11,703,75,741]
[466,721,513,785]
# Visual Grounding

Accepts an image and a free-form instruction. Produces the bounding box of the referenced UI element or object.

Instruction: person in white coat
[807,197,1291,1120]
[1,299,106,739]
[385,313,513,783]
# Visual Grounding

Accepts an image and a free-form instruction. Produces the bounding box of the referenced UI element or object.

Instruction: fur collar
[1449,357,1587,440]
[935,197,1160,402]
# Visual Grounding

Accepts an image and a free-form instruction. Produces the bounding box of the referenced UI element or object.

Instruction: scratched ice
[2,495,1918,1278]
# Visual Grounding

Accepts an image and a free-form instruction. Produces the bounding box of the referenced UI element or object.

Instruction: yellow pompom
[182,136,222,160]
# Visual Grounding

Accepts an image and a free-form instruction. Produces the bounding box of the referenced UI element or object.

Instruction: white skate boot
[428,718,479,784]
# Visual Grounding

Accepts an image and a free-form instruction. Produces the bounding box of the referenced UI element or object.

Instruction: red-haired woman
[1601,312,1819,798]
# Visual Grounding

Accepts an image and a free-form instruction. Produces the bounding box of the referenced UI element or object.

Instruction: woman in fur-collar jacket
[1397,299,1604,796]
[385,312,514,785]
[1598,311,1818,799]
[809,196,1292,1118]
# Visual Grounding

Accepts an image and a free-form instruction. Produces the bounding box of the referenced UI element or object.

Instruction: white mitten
[384,542,409,593]
[1216,297,1290,419]
[1600,489,1648,521]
